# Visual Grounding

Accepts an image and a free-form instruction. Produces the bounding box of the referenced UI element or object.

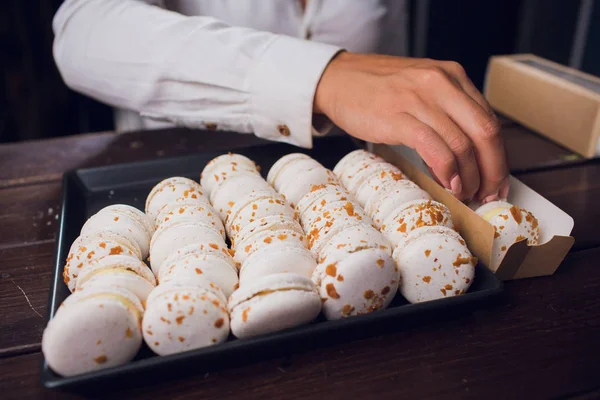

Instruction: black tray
[41,136,503,394]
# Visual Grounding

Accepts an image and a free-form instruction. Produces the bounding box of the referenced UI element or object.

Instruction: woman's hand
[314,52,509,203]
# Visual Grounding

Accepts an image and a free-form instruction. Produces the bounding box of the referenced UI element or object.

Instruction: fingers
[425,73,508,202]
[438,61,495,117]
[386,113,460,192]
[408,101,481,200]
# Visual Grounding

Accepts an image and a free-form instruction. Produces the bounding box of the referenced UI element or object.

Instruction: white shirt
[53,0,408,148]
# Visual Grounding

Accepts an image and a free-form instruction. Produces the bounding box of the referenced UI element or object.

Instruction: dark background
[1,0,598,143]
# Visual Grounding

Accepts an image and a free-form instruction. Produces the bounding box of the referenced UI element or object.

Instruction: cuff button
[278,125,291,137]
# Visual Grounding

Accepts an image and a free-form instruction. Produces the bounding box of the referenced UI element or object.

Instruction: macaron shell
[488,206,540,269]
[267,153,311,188]
[232,215,303,252]
[318,224,391,264]
[227,192,295,239]
[229,288,321,339]
[146,178,208,220]
[85,254,156,285]
[354,163,405,207]
[100,204,155,239]
[474,200,513,219]
[339,157,387,193]
[393,226,476,304]
[279,167,339,208]
[149,221,225,275]
[210,174,274,221]
[313,248,399,320]
[333,150,379,177]
[295,183,351,219]
[154,202,225,239]
[270,157,322,191]
[366,180,432,227]
[299,190,354,230]
[381,200,454,249]
[142,288,229,356]
[306,202,372,257]
[201,158,259,195]
[64,235,140,292]
[201,153,257,189]
[42,294,142,376]
[159,242,235,280]
[76,269,156,302]
[159,254,239,298]
[239,243,317,285]
[234,229,307,265]
[82,211,151,259]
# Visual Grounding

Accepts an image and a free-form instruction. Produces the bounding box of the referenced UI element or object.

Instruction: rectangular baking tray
[41,136,503,394]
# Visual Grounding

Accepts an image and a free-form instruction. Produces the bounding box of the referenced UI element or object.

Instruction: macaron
[381,200,455,249]
[365,179,432,227]
[232,214,304,252]
[200,153,259,196]
[142,284,229,356]
[333,149,382,177]
[312,247,399,320]
[210,173,274,221]
[234,229,307,265]
[158,243,238,298]
[266,153,312,190]
[75,254,157,302]
[295,183,352,220]
[228,273,321,339]
[145,177,210,221]
[42,286,143,377]
[278,166,339,208]
[318,224,392,264]
[337,155,387,193]
[354,163,406,207]
[475,201,541,269]
[154,202,225,240]
[393,226,476,304]
[149,275,228,307]
[81,204,154,260]
[226,190,295,240]
[64,231,142,292]
[305,201,372,257]
[149,220,225,275]
[239,242,317,285]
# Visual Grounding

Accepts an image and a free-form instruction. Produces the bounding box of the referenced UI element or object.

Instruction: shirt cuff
[248,35,342,149]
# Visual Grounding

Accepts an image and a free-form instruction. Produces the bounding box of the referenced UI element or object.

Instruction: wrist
[313,51,351,116]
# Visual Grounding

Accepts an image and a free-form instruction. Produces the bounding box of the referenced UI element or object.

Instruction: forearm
[53,0,341,147]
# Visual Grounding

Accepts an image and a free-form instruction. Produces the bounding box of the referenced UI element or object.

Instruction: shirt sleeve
[52,0,342,148]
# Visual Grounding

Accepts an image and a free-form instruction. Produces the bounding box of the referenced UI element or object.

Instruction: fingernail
[450,175,462,196]
[482,192,499,204]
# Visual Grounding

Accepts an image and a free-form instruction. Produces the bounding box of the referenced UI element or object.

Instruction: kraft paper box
[484,54,600,158]
[371,144,575,281]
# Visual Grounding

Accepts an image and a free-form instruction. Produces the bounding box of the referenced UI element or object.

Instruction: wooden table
[1,121,599,399]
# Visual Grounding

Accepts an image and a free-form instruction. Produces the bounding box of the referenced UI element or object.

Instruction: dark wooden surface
[1,124,599,399]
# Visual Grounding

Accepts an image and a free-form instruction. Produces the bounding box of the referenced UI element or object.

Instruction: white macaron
[232,214,303,253]
[210,173,274,221]
[354,163,406,207]
[145,177,209,221]
[142,284,229,356]
[393,226,476,304]
[239,242,317,285]
[333,149,381,177]
[64,231,142,292]
[200,153,259,196]
[42,286,143,377]
[318,224,392,264]
[158,243,238,298]
[337,156,387,193]
[312,247,399,320]
[226,190,295,240]
[381,200,455,249]
[475,201,541,269]
[295,183,352,220]
[234,229,307,265]
[278,166,339,208]
[75,254,156,303]
[267,153,313,190]
[154,201,225,240]
[228,273,321,339]
[149,220,225,275]
[81,205,154,260]
[365,179,432,227]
